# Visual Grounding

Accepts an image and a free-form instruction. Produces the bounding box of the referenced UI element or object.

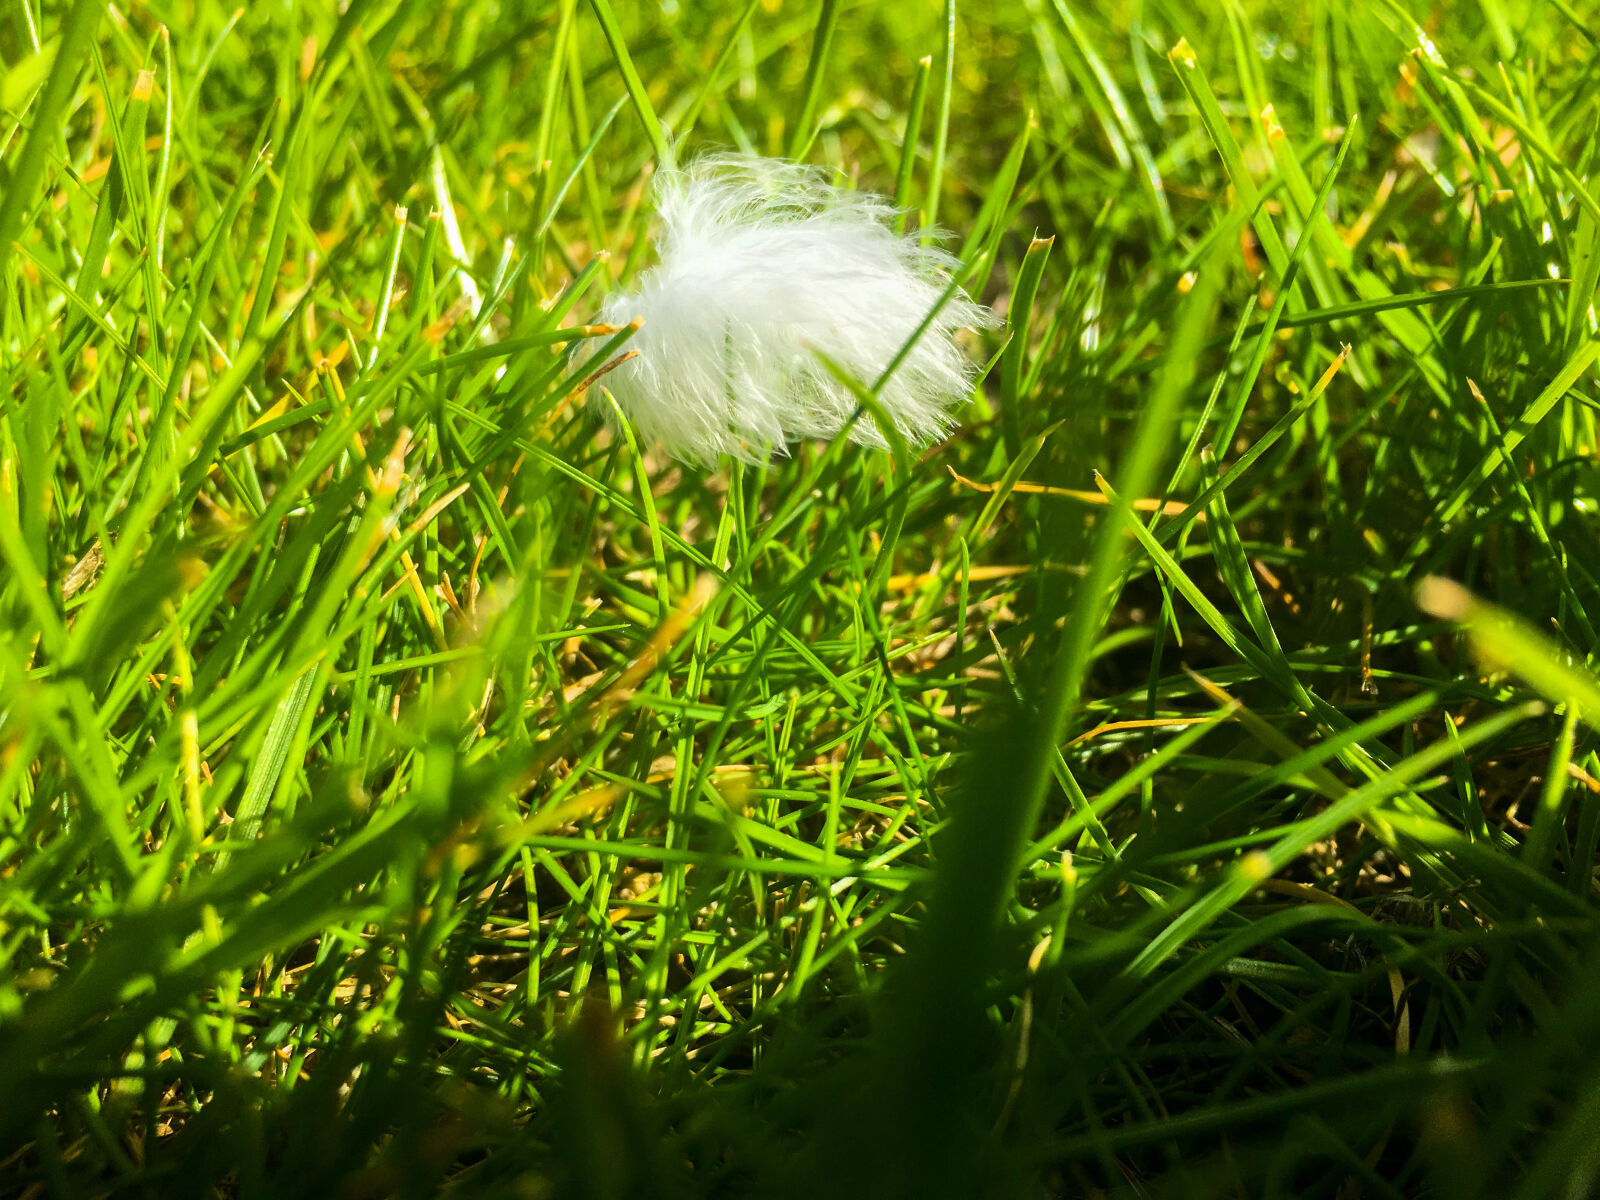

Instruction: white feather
[594,155,999,464]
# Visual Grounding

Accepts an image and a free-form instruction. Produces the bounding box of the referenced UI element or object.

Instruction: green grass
[3,0,1600,1196]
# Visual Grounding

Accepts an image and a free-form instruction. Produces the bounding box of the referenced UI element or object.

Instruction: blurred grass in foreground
[3,0,1600,1196]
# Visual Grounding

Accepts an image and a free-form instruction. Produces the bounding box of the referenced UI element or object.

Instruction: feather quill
[594,155,999,464]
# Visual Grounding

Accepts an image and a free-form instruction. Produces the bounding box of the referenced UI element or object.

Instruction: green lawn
[3,0,1600,1196]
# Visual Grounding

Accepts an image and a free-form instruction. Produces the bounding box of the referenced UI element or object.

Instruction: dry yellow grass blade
[1066,715,1227,748]
[948,467,1203,520]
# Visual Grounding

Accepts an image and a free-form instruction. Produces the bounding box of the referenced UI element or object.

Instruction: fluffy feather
[594,155,999,464]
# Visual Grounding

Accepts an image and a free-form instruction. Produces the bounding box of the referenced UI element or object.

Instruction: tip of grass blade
[1415,575,1473,621]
